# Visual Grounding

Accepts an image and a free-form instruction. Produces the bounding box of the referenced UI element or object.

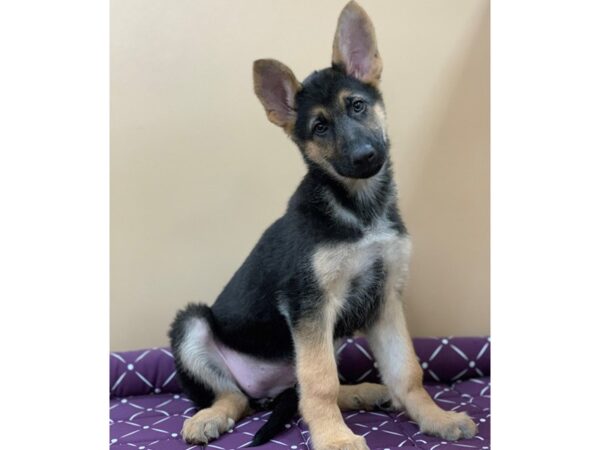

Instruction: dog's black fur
[169,2,409,446]
[169,67,405,441]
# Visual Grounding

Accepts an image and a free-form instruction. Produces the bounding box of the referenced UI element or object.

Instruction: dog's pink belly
[215,341,296,399]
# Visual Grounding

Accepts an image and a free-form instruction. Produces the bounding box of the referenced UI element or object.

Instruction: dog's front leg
[294,318,368,450]
[366,269,477,440]
[362,235,478,440]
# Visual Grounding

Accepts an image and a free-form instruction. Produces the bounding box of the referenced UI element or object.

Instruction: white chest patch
[312,219,412,307]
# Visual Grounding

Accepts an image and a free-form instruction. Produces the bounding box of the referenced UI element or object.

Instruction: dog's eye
[352,99,366,113]
[313,121,328,136]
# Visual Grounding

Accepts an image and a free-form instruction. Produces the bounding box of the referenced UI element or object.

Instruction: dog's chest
[312,219,410,306]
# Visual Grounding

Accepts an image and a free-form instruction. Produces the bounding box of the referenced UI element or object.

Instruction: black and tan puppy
[169,2,477,448]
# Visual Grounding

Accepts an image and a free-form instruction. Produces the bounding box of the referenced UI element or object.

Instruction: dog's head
[253,1,388,180]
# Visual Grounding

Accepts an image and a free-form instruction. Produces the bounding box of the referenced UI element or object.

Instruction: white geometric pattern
[110,337,491,449]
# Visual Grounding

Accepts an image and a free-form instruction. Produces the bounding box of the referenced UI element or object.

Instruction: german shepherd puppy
[169,2,477,448]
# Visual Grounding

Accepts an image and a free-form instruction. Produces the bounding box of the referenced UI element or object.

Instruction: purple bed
[110,337,490,450]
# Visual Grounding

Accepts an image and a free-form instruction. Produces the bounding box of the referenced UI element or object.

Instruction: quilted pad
[110,337,490,450]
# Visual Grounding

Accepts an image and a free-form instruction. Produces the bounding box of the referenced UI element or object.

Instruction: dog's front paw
[181,408,235,444]
[318,433,369,450]
[419,410,477,441]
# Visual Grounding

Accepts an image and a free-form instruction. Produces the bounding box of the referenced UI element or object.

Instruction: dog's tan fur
[294,323,368,450]
[302,222,477,446]
[336,89,353,107]
[305,140,336,166]
[180,2,477,448]
[182,391,250,444]
[337,383,390,411]
[366,259,478,441]
[292,224,403,450]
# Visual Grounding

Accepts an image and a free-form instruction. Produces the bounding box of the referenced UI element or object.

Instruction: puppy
[169,2,477,448]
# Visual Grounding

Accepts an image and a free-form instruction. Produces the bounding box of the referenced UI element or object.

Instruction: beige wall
[111,0,489,351]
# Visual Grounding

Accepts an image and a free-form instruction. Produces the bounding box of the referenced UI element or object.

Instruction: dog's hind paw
[338,383,394,412]
[182,409,235,444]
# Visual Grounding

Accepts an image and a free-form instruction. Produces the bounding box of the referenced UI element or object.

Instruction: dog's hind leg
[169,303,251,444]
[337,383,392,412]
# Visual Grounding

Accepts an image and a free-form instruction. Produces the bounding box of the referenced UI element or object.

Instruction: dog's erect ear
[253,59,301,131]
[332,1,383,85]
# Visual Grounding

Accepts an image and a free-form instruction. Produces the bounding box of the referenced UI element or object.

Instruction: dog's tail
[250,387,299,446]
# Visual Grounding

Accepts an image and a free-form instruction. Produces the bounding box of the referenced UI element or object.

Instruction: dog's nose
[351,146,376,167]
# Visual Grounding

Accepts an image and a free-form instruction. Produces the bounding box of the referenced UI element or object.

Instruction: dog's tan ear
[332,1,383,85]
[253,59,301,131]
